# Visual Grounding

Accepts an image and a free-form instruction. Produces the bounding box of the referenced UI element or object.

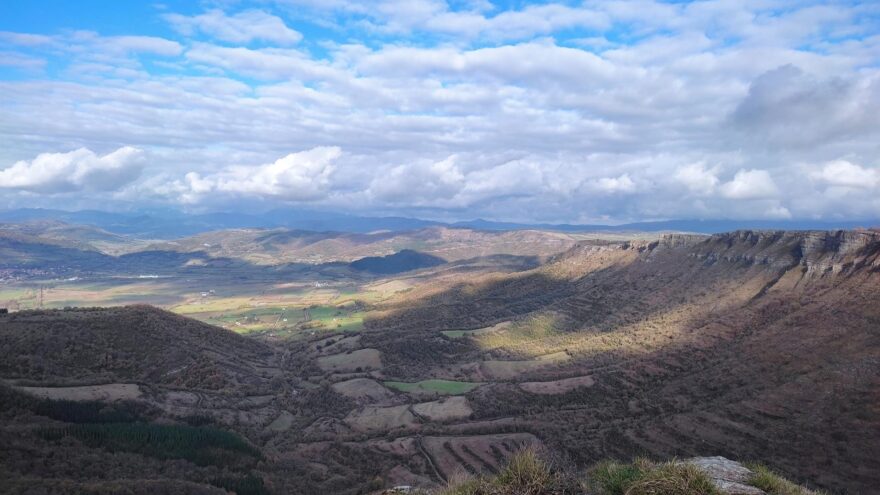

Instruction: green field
[383,379,484,395]
[441,322,511,339]
[333,289,384,305]
[307,305,365,331]
[175,303,365,336]
[1,277,373,336]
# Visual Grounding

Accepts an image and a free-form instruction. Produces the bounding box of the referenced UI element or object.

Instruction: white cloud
[166,9,302,45]
[811,160,879,189]
[0,147,145,194]
[588,174,637,194]
[369,155,465,204]
[0,51,45,70]
[0,31,53,46]
[424,4,608,40]
[178,147,341,202]
[184,43,333,80]
[356,41,618,85]
[765,204,793,219]
[731,65,880,148]
[720,169,779,200]
[280,0,606,41]
[0,2,879,222]
[101,35,184,56]
[675,163,719,195]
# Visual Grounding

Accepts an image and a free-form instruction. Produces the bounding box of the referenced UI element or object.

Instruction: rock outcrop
[685,229,880,275]
[687,457,765,495]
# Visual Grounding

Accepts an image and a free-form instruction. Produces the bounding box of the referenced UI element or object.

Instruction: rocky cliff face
[663,229,880,276]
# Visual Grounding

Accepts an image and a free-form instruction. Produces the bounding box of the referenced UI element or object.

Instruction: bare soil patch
[331,378,396,403]
[421,433,541,479]
[344,404,419,432]
[15,383,142,402]
[519,375,594,394]
[412,396,472,421]
[266,410,295,432]
[480,351,570,380]
[317,348,382,372]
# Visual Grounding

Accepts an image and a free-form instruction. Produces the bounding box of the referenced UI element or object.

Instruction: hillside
[359,229,880,492]
[0,230,877,493]
[0,223,617,282]
[0,306,276,390]
[1,208,874,238]
[138,226,611,265]
[350,249,446,274]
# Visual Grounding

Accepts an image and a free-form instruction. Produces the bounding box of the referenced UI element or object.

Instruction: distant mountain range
[0,207,876,238]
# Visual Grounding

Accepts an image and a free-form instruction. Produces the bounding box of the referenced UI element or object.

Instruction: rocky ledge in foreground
[687,457,767,495]
[394,451,824,495]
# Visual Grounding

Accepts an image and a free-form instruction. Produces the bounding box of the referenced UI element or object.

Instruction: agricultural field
[175,297,369,337]
[384,379,484,395]
[5,227,879,493]
[441,321,511,338]
[0,274,400,339]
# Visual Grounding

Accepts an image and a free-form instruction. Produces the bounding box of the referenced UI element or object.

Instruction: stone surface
[686,456,766,495]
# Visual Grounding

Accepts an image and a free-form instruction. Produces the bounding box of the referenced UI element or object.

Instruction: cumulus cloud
[586,174,638,194]
[731,65,880,147]
[166,9,302,45]
[1,2,879,222]
[177,147,340,202]
[278,1,606,41]
[810,160,879,189]
[674,163,719,195]
[0,147,145,194]
[719,169,779,200]
[182,43,338,81]
[417,3,608,40]
[0,51,45,70]
[369,155,464,204]
[99,35,183,56]
[0,31,52,46]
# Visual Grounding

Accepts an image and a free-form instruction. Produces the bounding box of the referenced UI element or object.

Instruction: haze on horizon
[0,0,878,225]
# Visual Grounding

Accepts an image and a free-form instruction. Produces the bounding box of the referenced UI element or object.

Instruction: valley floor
[1,230,878,494]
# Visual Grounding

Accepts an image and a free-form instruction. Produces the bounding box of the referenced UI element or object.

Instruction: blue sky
[0,1,879,223]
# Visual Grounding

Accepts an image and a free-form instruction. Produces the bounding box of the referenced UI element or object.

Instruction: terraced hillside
[355,230,880,492]
[0,230,878,494]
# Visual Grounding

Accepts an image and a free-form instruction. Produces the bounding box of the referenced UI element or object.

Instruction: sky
[0,0,878,224]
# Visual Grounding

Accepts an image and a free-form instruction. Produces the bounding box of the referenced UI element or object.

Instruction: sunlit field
[0,274,399,339]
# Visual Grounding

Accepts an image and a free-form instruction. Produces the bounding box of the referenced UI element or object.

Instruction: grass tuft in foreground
[588,458,718,495]
[439,451,823,495]
[746,464,826,495]
[438,448,580,495]
[588,459,650,495]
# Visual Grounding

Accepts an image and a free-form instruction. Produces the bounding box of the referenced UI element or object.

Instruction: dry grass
[588,459,650,495]
[437,448,579,495]
[588,458,718,495]
[476,313,561,357]
[623,462,719,495]
[746,464,826,495]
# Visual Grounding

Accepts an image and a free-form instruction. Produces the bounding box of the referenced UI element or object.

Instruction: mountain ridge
[1,229,878,493]
[2,207,876,238]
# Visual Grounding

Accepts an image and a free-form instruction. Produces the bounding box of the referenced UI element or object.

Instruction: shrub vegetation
[439,450,823,495]
[746,464,826,495]
[39,423,261,467]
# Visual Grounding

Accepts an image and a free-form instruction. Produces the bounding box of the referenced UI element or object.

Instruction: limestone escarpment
[681,229,880,275]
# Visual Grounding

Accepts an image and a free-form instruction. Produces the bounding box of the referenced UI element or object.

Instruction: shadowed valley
[1,228,878,493]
